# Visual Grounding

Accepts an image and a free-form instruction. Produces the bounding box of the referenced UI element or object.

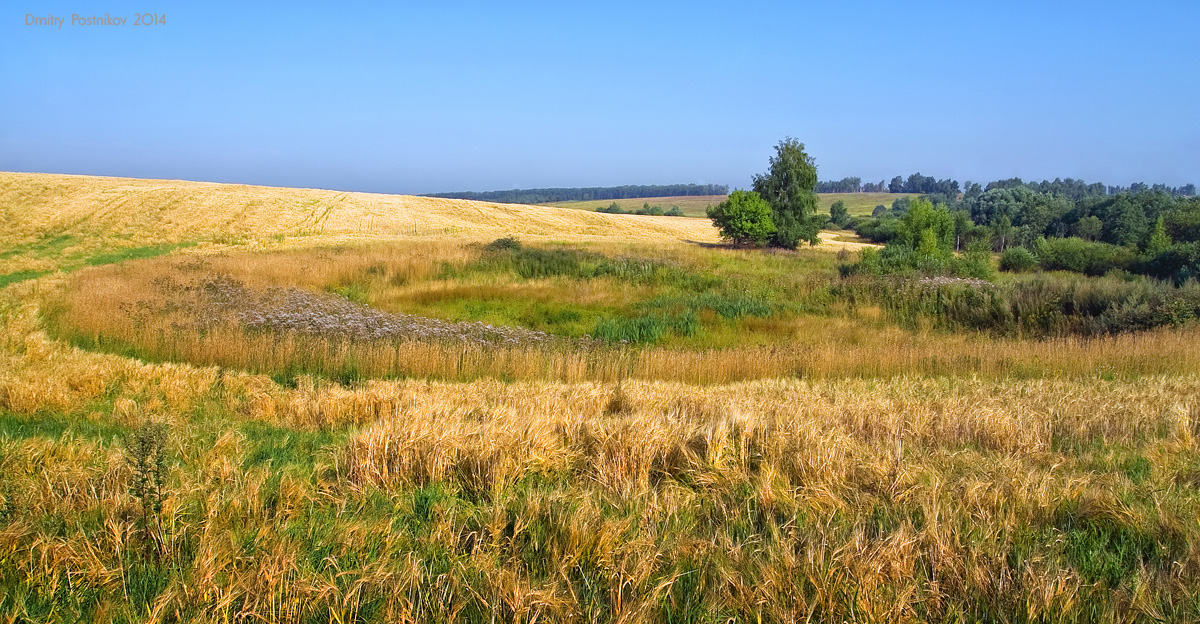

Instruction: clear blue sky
[3,1,1197,194]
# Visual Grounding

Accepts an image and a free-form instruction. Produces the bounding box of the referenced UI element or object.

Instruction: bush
[839,272,1200,336]
[484,236,522,252]
[707,190,776,246]
[829,200,851,228]
[664,206,685,217]
[1000,246,1039,272]
[1033,238,1134,275]
[853,217,904,243]
[1138,242,1200,283]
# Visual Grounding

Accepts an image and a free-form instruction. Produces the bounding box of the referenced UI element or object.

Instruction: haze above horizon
[3,0,1197,195]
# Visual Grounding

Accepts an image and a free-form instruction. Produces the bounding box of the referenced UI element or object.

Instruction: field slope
[0,172,721,277]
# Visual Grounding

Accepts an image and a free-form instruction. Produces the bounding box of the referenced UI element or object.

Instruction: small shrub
[853,217,904,244]
[484,237,522,252]
[1000,246,1039,272]
[707,190,776,246]
[126,421,169,555]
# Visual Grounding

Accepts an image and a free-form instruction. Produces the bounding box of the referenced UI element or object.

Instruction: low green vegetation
[849,178,1200,283]
[0,240,199,288]
[422,240,794,345]
[844,198,993,279]
[705,190,776,246]
[596,201,686,216]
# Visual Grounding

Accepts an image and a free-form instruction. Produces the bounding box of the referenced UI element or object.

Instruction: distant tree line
[817,177,864,193]
[818,173,1196,199]
[425,184,729,205]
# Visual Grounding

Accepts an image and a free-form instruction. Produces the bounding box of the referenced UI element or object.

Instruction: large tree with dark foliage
[752,138,822,248]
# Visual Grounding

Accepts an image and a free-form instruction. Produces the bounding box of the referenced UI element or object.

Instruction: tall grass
[45,243,1200,383]
[840,273,1200,337]
[3,303,1199,621]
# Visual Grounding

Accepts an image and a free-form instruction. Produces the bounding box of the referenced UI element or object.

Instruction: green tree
[992,215,1015,252]
[901,197,955,259]
[752,138,821,248]
[829,200,850,228]
[1146,215,1172,256]
[952,209,979,251]
[1107,196,1148,247]
[707,190,776,246]
[1074,215,1103,241]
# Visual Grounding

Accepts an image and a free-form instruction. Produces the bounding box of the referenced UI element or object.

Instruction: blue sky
[3,1,1197,194]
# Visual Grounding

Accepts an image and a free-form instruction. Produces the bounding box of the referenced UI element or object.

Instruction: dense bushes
[597,202,686,216]
[1031,238,1135,275]
[853,216,904,243]
[849,245,993,280]
[845,198,993,279]
[1140,242,1200,283]
[840,273,1200,336]
[999,247,1038,272]
[990,236,1199,284]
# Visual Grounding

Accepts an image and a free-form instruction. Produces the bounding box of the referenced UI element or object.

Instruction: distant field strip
[550,192,915,219]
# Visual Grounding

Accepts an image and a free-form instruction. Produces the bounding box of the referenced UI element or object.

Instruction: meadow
[2,172,1198,623]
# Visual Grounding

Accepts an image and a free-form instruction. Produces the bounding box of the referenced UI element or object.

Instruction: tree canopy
[706,190,775,246]
[752,138,822,248]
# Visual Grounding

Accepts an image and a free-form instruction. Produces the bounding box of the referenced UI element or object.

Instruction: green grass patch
[593,311,698,344]
[0,269,51,288]
[240,422,343,471]
[82,242,195,267]
[326,282,371,305]
[0,410,126,442]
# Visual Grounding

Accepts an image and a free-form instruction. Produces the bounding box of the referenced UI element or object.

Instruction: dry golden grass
[1,301,1198,620]
[2,173,1198,621]
[44,243,1200,384]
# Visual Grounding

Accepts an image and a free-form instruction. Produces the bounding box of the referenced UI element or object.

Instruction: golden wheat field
[2,172,1199,623]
